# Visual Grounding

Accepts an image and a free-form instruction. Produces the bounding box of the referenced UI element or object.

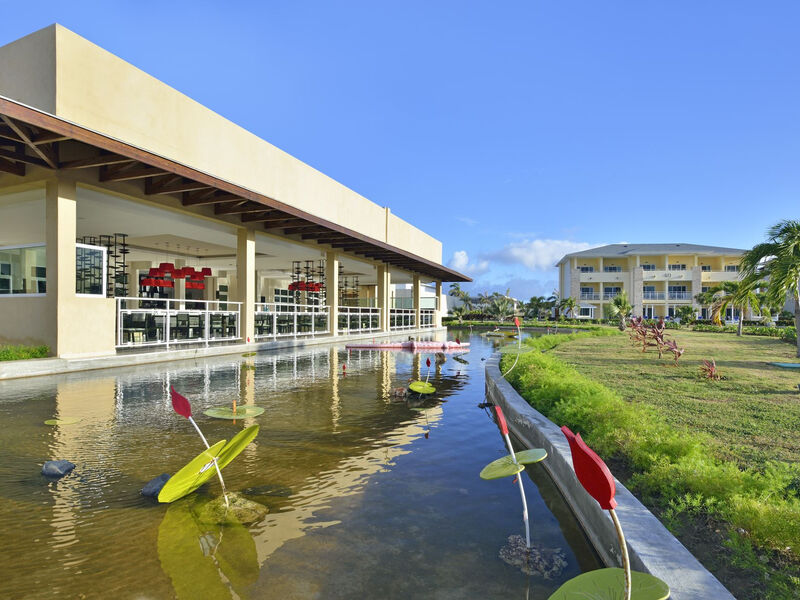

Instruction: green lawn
[0,344,49,361]
[549,330,800,470]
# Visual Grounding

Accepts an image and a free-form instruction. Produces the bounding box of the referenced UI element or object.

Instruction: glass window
[76,244,107,296]
[724,265,740,272]
[641,264,656,271]
[579,307,592,317]
[701,265,711,271]
[0,244,46,295]
[603,266,622,272]
[668,264,686,271]
[578,266,594,272]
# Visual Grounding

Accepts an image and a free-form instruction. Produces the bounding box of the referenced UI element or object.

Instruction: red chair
[548,427,670,600]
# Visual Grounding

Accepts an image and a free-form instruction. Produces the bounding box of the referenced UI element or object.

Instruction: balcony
[701,270,740,283]
[579,292,601,300]
[642,269,692,282]
[668,292,693,301]
[579,271,627,283]
[643,291,665,301]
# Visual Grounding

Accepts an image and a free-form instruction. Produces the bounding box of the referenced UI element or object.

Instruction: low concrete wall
[485,353,734,600]
[0,326,446,380]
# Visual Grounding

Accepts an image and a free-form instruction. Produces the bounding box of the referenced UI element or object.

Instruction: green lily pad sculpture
[158,440,228,504]
[44,417,81,425]
[480,449,547,480]
[408,381,435,395]
[203,405,265,420]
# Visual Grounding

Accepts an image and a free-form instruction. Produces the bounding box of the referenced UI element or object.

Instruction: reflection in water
[0,331,600,599]
[158,496,258,599]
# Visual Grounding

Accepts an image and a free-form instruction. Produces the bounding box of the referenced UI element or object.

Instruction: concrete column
[569,268,580,301]
[326,251,339,336]
[46,179,77,356]
[377,264,390,332]
[691,266,702,314]
[236,228,256,343]
[632,267,644,316]
[173,259,186,307]
[435,281,443,327]
[413,275,421,330]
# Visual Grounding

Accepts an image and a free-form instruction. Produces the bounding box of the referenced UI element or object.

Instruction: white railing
[668,292,693,301]
[255,302,329,340]
[420,308,435,328]
[643,291,666,300]
[390,308,416,330]
[580,293,601,300]
[116,297,241,349]
[338,306,381,334]
[602,292,621,300]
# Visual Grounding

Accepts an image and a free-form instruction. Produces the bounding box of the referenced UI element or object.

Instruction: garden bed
[500,330,800,599]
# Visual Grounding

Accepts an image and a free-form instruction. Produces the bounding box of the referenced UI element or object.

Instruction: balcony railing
[420,309,435,328]
[116,297,240,348]
[390,308,416,330]
[643,291,665,300]
[668,292,693,301]
[338,306,381,334]
[602,292,621,300]
[255,302,329,340]
[579,293,601,300]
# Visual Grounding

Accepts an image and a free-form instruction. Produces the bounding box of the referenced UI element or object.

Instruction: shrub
[500,333,800,560]
[0,344,49,361]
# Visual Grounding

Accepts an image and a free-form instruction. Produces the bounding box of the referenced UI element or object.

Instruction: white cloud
[448,250,490,275]
[485,239,600,271]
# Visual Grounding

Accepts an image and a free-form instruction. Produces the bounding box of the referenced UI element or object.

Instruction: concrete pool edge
[0,326,446,380]
[485,353,734,600]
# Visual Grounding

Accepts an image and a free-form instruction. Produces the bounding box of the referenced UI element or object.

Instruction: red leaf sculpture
[561,426,617,510]
[170,386,192,419]
[494,405,509,436]
[426,357,431,368]
[514,317,520,328]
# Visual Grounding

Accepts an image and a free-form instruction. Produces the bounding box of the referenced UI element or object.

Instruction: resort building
[556,243,746,320]
[0,25,469,358]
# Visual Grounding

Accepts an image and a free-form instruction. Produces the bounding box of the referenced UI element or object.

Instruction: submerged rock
[499,534,567,578]
[42,460,75,478]
[194,492,269,525]
[240,484,293,498]
[141,473,171,497]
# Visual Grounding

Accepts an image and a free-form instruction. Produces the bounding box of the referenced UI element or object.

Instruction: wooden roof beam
[263,218,308,229]
[240,211,290,223]
[0,146,49,168]
[302,233,350,241]
[0,157,25,176]
[282,226,329,235]
[0,116,57,169]
[183,190,232,206]
[100,163,170,182]
[60,152,135,170]
[145,176,213,195]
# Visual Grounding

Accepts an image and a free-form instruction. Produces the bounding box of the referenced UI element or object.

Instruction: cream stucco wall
[0,296,52,347]
[0,25,442,265]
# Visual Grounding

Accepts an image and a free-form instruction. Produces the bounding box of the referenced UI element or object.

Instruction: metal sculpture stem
[188,416,230,508]
[609,508,631,600]
[502,321,522,378]
[502,431,530,549]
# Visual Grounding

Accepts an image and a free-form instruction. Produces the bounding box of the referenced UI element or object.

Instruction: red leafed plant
[700,358,721,380]
[663,338,685,366]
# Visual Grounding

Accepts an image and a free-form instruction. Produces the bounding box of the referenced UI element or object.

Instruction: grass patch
[500,330,800,599]
[444,318,608,330]
[0,344,49,361]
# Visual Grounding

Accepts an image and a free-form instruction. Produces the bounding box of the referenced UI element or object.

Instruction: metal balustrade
[602,293,620,300]
[116,297,241,348]
[338,306,381,334]
[390,308,416,330]
[255,302,329,340]
[643,291,666,300]
[579,293,601,300]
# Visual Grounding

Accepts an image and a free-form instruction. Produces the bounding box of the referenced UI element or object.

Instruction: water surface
[0,330,599,599]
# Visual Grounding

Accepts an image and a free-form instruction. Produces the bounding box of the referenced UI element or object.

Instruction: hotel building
[0,25,469,358]
[556,243,746,320]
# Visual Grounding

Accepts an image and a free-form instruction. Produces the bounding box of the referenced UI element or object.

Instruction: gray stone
[141,473,171,497]
[41,460,75,478]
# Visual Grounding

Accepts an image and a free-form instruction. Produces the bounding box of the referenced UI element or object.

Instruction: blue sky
[3,2,799,299]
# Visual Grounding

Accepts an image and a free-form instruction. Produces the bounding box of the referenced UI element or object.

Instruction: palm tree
[698,280,762,336]
[741,219,800,356]
[448,283,462,298]
[525,296,547,320]
[488,295,514,321]
[559,296,579,319]
[450,305,466,324]
[674,305,696,326]
[477,291,492,311]
[547,290,560,319]
[606,291,632,331]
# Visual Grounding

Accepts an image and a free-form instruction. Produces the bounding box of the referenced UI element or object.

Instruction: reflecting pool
[0,329,600,599]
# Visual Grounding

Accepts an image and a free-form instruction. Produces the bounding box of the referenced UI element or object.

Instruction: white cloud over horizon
[484,239,600,271]
[448,250,490,275]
